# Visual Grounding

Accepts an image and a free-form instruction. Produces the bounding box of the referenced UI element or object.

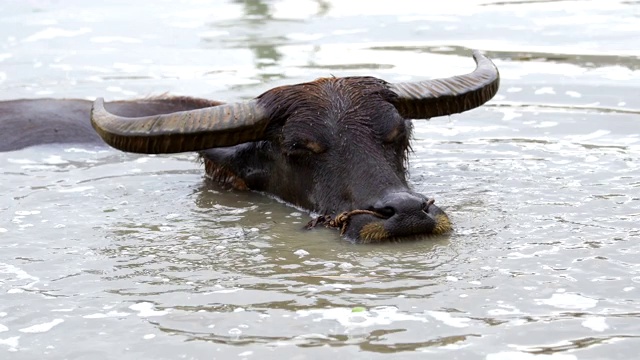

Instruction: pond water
[1,0,639,359]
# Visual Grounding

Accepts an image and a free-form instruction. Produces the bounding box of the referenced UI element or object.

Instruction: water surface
[1,0,639,359]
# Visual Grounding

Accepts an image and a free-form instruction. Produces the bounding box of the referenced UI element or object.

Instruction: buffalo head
[90,50,499,243]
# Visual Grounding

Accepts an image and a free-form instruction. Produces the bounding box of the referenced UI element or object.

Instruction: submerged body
[0,97,222,152]
[0,51,499,243]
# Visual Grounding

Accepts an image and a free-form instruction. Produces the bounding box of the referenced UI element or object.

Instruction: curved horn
[389,50,500,119]
[91,98,270,153]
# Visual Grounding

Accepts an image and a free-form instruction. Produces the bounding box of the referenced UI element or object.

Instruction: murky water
[1,0,640,359]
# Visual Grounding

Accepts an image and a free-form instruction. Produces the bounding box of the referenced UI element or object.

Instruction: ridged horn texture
[389,50,500,119]
[91,98,270,153]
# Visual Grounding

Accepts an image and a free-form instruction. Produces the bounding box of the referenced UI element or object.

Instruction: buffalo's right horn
[389,50,500,120]
[91,99,270,154]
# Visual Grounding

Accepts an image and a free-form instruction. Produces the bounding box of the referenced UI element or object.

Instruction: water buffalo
[0,50,499,243]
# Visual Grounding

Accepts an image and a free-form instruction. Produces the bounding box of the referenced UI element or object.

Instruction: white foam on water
[43,155,68,165]
[533,121,558,128]
[596,65,637,81]
[0,324,8,333]
[0,336,19,351]
[426,310,470,328]
[83,311,130,319]
[498,109,522,121]
[297,306,428,330]
[487,305,522,316]
[143,334,156,340]
[64,147,104,154]
[14,210,40,216]
[536,293,598,310]
[18,319,64,333]
[0,263,39,290]
[581,317,609,332]
[129,302,169,317]
[294,249,309,257]
[328,283,352,290]
[58,186,95,193]
[534,87,556,95]
[207,288,241,294]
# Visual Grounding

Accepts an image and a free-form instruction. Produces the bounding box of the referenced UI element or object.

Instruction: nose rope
[305,209,386,235]
[306,199,436,235]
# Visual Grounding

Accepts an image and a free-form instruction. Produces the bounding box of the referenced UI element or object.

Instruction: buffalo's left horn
[389,50,500,119]
[91,98,270,153]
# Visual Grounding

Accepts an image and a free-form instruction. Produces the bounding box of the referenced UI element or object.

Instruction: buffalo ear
[389,50,500,120]
[91,98,270,153]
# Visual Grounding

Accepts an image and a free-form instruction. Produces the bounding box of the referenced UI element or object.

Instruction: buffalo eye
[383,124,407,144]
[285,140,326,156]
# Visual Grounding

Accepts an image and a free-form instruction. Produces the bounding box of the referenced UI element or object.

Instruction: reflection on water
[373,44,640,71]
[1,0,640,358]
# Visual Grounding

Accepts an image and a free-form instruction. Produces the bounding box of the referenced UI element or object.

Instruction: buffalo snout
[344,191,451,243]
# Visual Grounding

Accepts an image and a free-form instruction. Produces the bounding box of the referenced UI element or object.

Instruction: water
[1,0,639,358]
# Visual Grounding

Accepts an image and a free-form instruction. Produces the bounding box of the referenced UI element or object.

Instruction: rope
[305,198,435,235]
[306,209,386,235]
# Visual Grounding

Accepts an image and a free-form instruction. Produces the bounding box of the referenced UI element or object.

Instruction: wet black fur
[2,80,439,242]
[201,77,414,217]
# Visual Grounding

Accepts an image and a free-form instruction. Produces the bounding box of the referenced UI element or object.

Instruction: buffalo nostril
[378,206,395,218]
[373,192,430,218]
